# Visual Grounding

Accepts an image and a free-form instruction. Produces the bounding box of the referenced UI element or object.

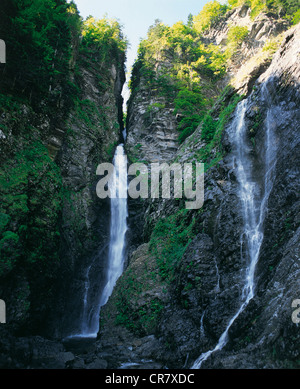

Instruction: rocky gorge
[0,0,299,370]
[99,3,300,369]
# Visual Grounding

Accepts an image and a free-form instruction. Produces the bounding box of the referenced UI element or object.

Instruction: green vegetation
[110,245,166,336]
[0,0,127,327]
[115,293,164,336]
[193,0,228,33]
[201,114,218,142]
[225,25,249,59]
[228,0,266,18]
[128,0,299,145]
[149,208,197,281]
[0,0,127,114]
[176,90,242,168]
[175,87,208,143]
[0,142,63,277]
[0,0,77,108]
[129,0,300,145]
[197,92,243,168]
[140,92,242,322]
[228,0,300,22]
[81,16,127,58]
[262,34,284,54]
[129,14,227,143]
[292,9,300,24]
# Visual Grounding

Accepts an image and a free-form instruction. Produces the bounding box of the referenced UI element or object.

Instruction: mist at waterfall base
[192,84,277,369]
[65,145,128,341]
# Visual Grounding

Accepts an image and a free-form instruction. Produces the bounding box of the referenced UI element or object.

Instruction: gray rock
[100,21,300,370]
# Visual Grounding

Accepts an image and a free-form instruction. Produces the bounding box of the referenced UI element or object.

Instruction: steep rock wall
[49,49,126,339]
[0,3,126,367]
[99,15,299,369]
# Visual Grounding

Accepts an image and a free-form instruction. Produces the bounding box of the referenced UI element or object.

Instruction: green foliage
[225,25,249,59]
[174,87,208,143]
[0,0,77,107]
[149,209,196,281]
[228,0,300,21]
[81,16,127,62]
[0,214,10,235]
[195,93,243,168]
[0,1,127,117]
[175,89,206,115]
[292,9,300,24]
[0,142,63,276]
[228,0,265,16]
[227,25,249,43]
[193,1,228,33]
[201,114,218,142]
[112,250,166,336]
[266,0,300,20]
[129,16,227,143]
[262,35,283,54]
[115,295,164,336]
[0,0,127,330]
[249,0,267,18]
[228,0,242,6]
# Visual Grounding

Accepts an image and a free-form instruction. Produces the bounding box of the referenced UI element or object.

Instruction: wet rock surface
[99,23,300,369]
[1,8,299,371]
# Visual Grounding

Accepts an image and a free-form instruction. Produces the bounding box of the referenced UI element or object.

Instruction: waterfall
[99,144,128,307]
[192,91,277,368]
[67,144,128,339]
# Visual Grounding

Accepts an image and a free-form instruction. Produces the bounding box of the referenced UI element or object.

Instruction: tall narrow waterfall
[192,91,277,368]
[69,144,128,339]
[99,145,128,307]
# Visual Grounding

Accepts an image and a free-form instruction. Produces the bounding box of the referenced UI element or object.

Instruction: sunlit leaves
[193,0,228,33]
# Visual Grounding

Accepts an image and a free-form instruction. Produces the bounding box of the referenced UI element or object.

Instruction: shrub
[292,9,300,25]
[201,114,218,142]
[0,0,74,106]
[149,209,196,281]
[174,88,207,143]
[225,25,249,59]
[81,16,127,61]
[0,142,63,273]
[193,1,228,33]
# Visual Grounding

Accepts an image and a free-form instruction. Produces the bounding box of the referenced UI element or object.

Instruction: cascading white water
[67,144,128,339]
[81,264,92,336]
[192,92,277,368]
[99,144,128,307]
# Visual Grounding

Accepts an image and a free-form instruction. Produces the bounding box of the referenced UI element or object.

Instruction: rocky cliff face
[0,2,298,371]
[203,4,288,48]
[126,85,178,163]
[48,48,126,339]
[0,3,126,367]
[98,10,300,369]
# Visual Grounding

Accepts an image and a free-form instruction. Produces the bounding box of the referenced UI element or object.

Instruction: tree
[193,1,228,33]
[187,13,194,28]
[0,0,73,105]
